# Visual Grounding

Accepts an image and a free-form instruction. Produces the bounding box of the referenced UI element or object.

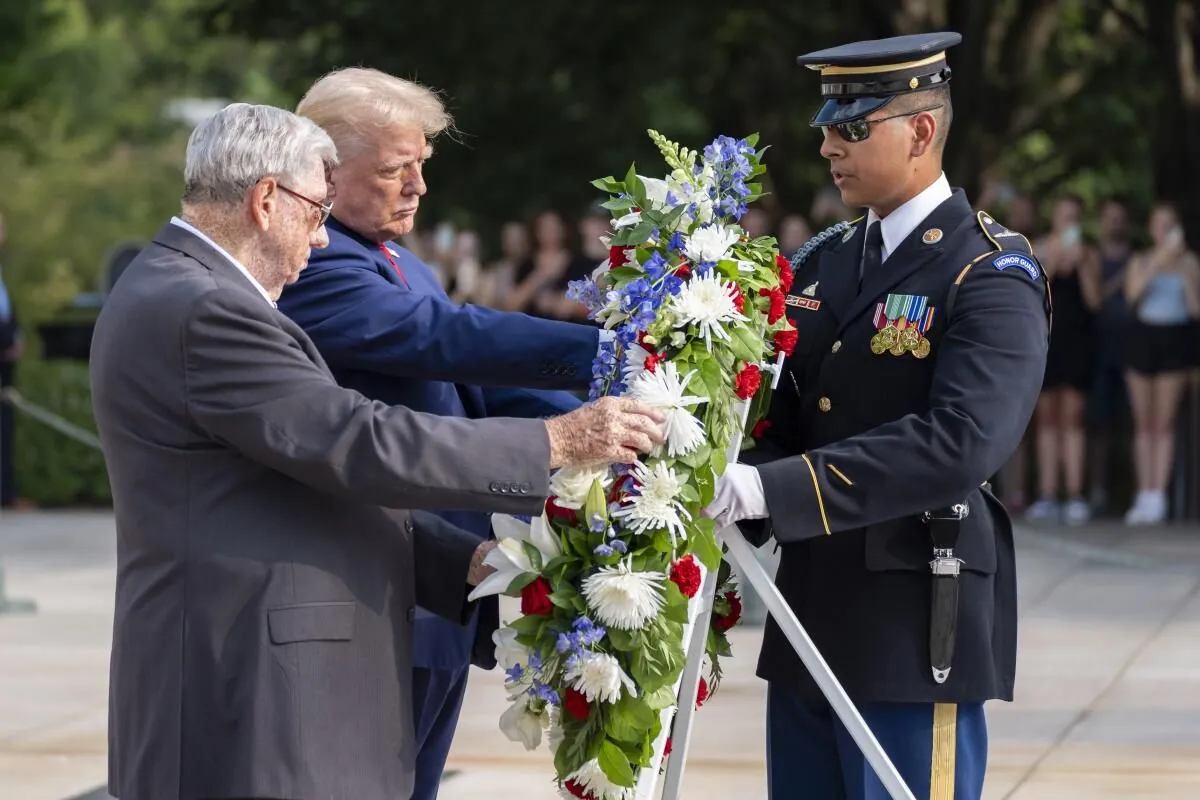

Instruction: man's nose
[311,225,330,250]
[819,127,844,161]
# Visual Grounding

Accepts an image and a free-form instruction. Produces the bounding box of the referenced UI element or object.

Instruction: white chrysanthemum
[581,560,666,631]
[549,465,613,510]
[562,758,635,800]
[621,342,652,381]
[612,461,691,543]
[499,693,545,751]
[492,626,529,671]
[566,651,639,704]
[684,224,740,263]
[468,513,562,601]
[625,362,706,457]
[668,272,749,350]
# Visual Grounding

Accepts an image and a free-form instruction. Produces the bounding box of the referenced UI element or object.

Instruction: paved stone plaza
[1,511,1198,799]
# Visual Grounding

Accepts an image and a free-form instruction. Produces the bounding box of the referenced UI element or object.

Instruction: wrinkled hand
[703,463,770,530]
[545,396,666,468]
[467,540,498,586]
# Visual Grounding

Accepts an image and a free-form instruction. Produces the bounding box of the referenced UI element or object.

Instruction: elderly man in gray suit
[89,102,663,800]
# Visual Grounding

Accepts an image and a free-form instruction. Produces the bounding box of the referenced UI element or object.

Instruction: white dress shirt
[170,216,275,307]
[865,172,952,262]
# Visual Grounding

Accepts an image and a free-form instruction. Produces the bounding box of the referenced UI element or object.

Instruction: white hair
[182,102,339,205]
[296,68,453,157]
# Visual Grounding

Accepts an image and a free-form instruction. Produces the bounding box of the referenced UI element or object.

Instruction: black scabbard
[924,503,968,685]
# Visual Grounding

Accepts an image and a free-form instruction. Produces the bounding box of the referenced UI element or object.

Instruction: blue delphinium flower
[589,513,606,534]
[610,539,628,555]
[566,277,603,317]
[667,231,686,253]
[643,251,669,281]
[593,543,614,558]
[588,337,620,400]
[530,680,559,704]
[505,663,524,683]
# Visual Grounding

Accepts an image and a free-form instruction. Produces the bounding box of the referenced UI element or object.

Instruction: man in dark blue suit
[279,67,606,799]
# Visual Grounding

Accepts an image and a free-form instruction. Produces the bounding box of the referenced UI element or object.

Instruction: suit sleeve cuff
[758,453,833,543]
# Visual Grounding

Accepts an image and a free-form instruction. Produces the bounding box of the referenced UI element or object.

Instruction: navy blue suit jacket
[277,218,595,669]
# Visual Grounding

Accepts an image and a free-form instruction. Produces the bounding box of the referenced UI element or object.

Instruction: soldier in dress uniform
[705,32,1051,800]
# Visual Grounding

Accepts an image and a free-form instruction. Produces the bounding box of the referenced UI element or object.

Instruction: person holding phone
[1121,203,1200,524]
[1026,194,1103,525]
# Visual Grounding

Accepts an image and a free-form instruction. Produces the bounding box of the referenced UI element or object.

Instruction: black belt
[923,501,968,684]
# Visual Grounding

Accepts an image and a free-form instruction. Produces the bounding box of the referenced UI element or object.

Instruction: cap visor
[811,96,895,126]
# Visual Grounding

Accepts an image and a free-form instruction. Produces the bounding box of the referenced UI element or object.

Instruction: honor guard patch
[786,295,822,311]
[802,281,818,296]
[993,253,1040,280]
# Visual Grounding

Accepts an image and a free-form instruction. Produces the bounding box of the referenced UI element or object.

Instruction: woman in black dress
[1026,195,1103,524]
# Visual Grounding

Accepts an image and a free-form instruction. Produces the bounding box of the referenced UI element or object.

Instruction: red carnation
[670,555,702,599]
[752,419,772,439]
[778,263,794,294]
[696,677,709,708]
[759,287,786,324]
[775,253,790,273]
[520,577,554,617]
[675,262,692,279]
[643,351,663,374]
[545,496,578,522]
[712,591,743,633]
[731,285,745,314]
[609,245,628,269]
[664,737,673,756]
[564,779,594,799]
[734,363,762,400]
[564,687,591,720]
[773,325,799,356]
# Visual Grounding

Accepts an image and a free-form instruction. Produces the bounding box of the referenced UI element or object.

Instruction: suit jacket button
[406,607,416,622]
[831,340,841,353]
[818,396,832,412]
[489,481,500,492]
[404,517,414,533]
[567,365,577,376]
[519,483,530,494]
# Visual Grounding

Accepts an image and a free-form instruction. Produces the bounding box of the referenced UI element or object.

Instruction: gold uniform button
[831,340,841,353]
[818,397,832,412]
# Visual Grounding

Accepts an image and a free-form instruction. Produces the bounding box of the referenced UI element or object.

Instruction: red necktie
[378,244,410,288]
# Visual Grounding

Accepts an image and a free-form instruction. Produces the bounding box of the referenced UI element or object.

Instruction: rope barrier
[0,387,103,450]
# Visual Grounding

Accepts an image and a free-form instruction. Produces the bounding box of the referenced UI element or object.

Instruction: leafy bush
[12,358,110,507]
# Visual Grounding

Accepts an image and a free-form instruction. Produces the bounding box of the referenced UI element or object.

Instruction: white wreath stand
[634,355,916,800]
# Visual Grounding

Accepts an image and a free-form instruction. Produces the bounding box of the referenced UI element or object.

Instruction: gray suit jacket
[89,222,552,800]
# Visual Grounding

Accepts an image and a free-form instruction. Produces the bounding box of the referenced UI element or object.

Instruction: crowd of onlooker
[991,192,1200,526]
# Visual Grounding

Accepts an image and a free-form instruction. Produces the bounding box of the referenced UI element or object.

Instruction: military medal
[870,301,899,354]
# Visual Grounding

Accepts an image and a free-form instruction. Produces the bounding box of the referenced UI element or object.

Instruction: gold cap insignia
[802,281,818,297]
[922,228,943,245]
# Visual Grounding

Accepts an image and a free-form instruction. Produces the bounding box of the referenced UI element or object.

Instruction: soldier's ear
[910,112,937,158]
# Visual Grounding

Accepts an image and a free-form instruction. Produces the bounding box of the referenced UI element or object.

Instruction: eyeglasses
[830,104,944,144]
[278,184,333,229]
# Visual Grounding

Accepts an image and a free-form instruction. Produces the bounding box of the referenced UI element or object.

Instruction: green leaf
[727,330,758,364]
[745,133,761,148]
[691,526,722,573]
[601,196,636,213]
[505,571,538,595]
[590,176,624,193]
[679,483,699,503]
[732,324,765,363]
[606,626,637,651]
[711,445,728,479]
[549,589,577,610]
[522,540,544,572]
[663,579,691,624]
[652,529,675,554]
[644,685,677,710]
[599,739,637,787]
[567,528,591,558]
[679,442,712,470]
[506,613,544,637]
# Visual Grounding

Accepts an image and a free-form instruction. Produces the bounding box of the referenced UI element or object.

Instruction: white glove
[703,463,769,530]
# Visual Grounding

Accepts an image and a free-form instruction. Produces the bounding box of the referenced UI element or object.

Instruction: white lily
[468,513,563,601]
[493,625,529,671]
[499,692,545,751]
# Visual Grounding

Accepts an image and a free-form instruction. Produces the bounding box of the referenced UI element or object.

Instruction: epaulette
[788,217,861,271]
[975,210,1035,257]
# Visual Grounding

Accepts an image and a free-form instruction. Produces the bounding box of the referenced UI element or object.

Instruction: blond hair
[296,67,453,157]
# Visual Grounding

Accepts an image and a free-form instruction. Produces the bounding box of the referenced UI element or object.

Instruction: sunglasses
[829,104,944,144]
[278,183,334,229]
